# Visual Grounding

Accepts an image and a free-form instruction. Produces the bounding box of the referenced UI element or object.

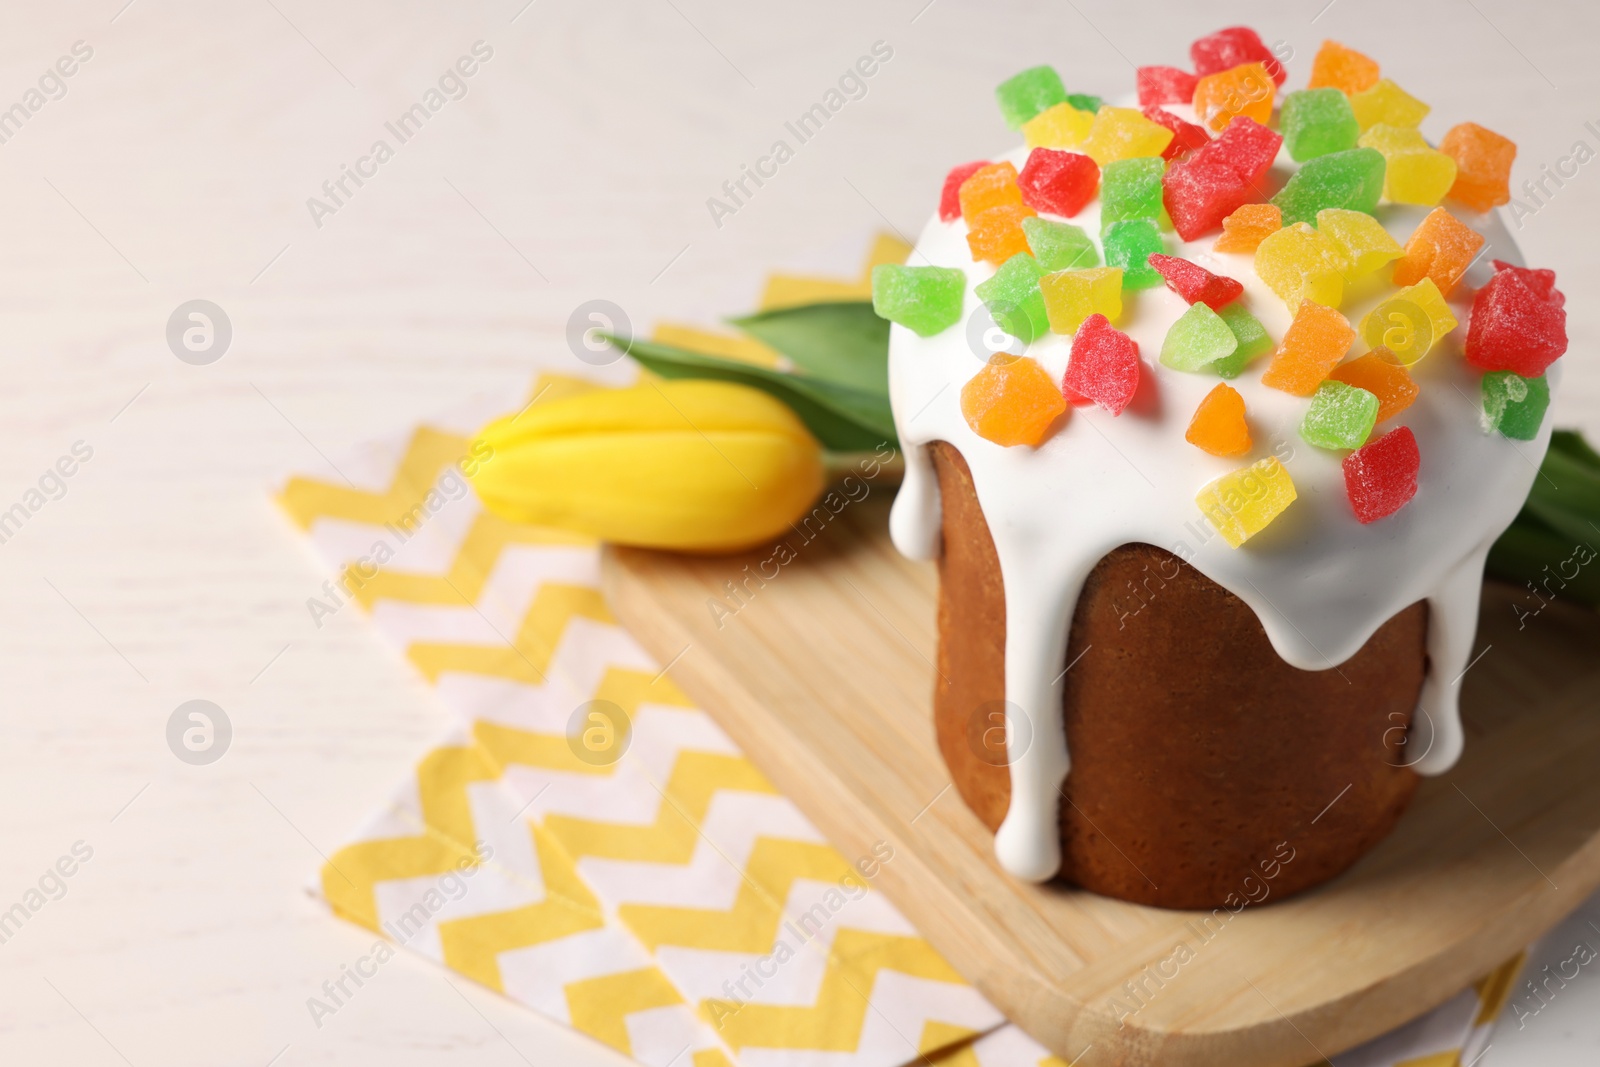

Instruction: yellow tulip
[469,379,826,553]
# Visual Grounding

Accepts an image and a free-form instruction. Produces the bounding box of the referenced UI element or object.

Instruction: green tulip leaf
[603,334,896,453]
[1488,429,1600,610]
[727,301,889,397]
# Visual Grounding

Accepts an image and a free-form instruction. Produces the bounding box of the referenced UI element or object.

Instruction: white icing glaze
[888,109,1558,882]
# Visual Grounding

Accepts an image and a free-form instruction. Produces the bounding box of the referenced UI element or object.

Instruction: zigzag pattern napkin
[277,238,1523,1067]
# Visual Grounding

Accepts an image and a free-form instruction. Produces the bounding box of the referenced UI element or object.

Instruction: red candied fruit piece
[1191,26,1286,86]
[1148,254,1245,310]
[1343,426,1420,525]
[1062,313,1141,416]
[1464,261,1568,377]
[940,161,988,222]
[1161,116,1282,241]
[1141,106,1210,161]
[1017,149,1100,218]
[1491,259,1564,306]
[1137,66,1199,106]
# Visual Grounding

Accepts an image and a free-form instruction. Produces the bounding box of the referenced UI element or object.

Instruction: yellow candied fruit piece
[1039,267,1124,335]
[1255,222,1348,311]
[1359,278,1457,366]
[1358,125,1458,207]
[1195,457,1297,548]
[1079,107,1173,166]
[1315,208,1403,278]
[1349,78,1429,132]
[1022,102,1096,149]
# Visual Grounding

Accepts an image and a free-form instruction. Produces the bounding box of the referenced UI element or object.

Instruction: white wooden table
[0,1,1593,1063]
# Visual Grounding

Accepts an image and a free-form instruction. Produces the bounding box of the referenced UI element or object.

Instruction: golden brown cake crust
[930,441,1424,909]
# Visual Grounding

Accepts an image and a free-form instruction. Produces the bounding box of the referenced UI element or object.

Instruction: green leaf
[727,302,890,397]
[603,333,896,453]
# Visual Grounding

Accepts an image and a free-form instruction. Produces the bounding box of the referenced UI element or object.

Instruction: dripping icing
[886,114,1557,883]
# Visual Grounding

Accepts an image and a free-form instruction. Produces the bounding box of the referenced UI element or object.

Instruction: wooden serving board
[602,496,1600,1067]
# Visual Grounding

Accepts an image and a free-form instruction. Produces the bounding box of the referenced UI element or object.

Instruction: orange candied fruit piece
[960,355,1066,448]
[1439,122,1517,212]
[1329,350,1419,424]
[1392,207,1485,297]
[1214,203,1283,254]
[1307,40,1380,95]
[966,203,1037,265]
[1185,383,1252,457]
[958,161,1023,224]
[1193,62,1276,133]
[1261,300,1356,396]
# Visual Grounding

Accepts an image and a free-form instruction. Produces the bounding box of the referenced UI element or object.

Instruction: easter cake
[873,30,1568,908]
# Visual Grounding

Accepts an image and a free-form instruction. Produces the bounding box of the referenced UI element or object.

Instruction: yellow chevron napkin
[277,236,1525,1067]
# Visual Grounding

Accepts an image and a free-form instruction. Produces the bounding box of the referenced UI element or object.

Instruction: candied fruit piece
[1308,40,1380,95]
[1137,66,1199,106]
[1022,103,1096,149]
[939,161,988,223]
[1186,383,1252,456]
[1149,254,1244,310]
[1281,89,1360,162]
[1359,279,1456,365]
[1022,217,1099,272]
[1102,219,1165,288]
[1017,149,1099,218]
[1196,456,1297,548]
[1161,303,1238,372]
[975,254,1050,344]
[967,203,1036,265]
[1214,203,1282,253]
[996,66,1068,129]
[1262,300,1355,395]
[1315,208,1404,278]
[959,162,1023,224]
[1063,313,1141,415]
[1255,222,1347,310]
[1212,304,1274,378]
[1392,207,1484,296]
[1301,380,1379,450]
[1343,426,1419,524]
[1329,352,1418,423]
[1080,107,1174,166]
[1067,93,1103,113]
[1271,147,1386,226]
[1359,125,1458,206]
[1161,117,1283,240]
[1191,27,1286,85]
[962,355,1066,447]
[1193,62,1276,132]
[871,264,966,337]
[1349,78,1429,132]
[1465,262,1567,376]
[1040,267,1123,334]
[1481,371,1550,441]
[1101,157,1167,227]
[1440,122,1516,212]
[1141,106,1210,161]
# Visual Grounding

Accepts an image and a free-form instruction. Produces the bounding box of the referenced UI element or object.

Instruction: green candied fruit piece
[1271,147,1386,226]
[1482,371,1550,441]
[1280,88,1361,162]
[871,264,965,337]
[1021,217,1099,272]
[1100,157,1167,228]
[1102,219,1164,289]
[1211,304,1274,378]
[974,254,1050,344]
[996,65,1068,129]
[1160,303,1238,372]
[1301,380,1379,449]
[1066,92,1103,114]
